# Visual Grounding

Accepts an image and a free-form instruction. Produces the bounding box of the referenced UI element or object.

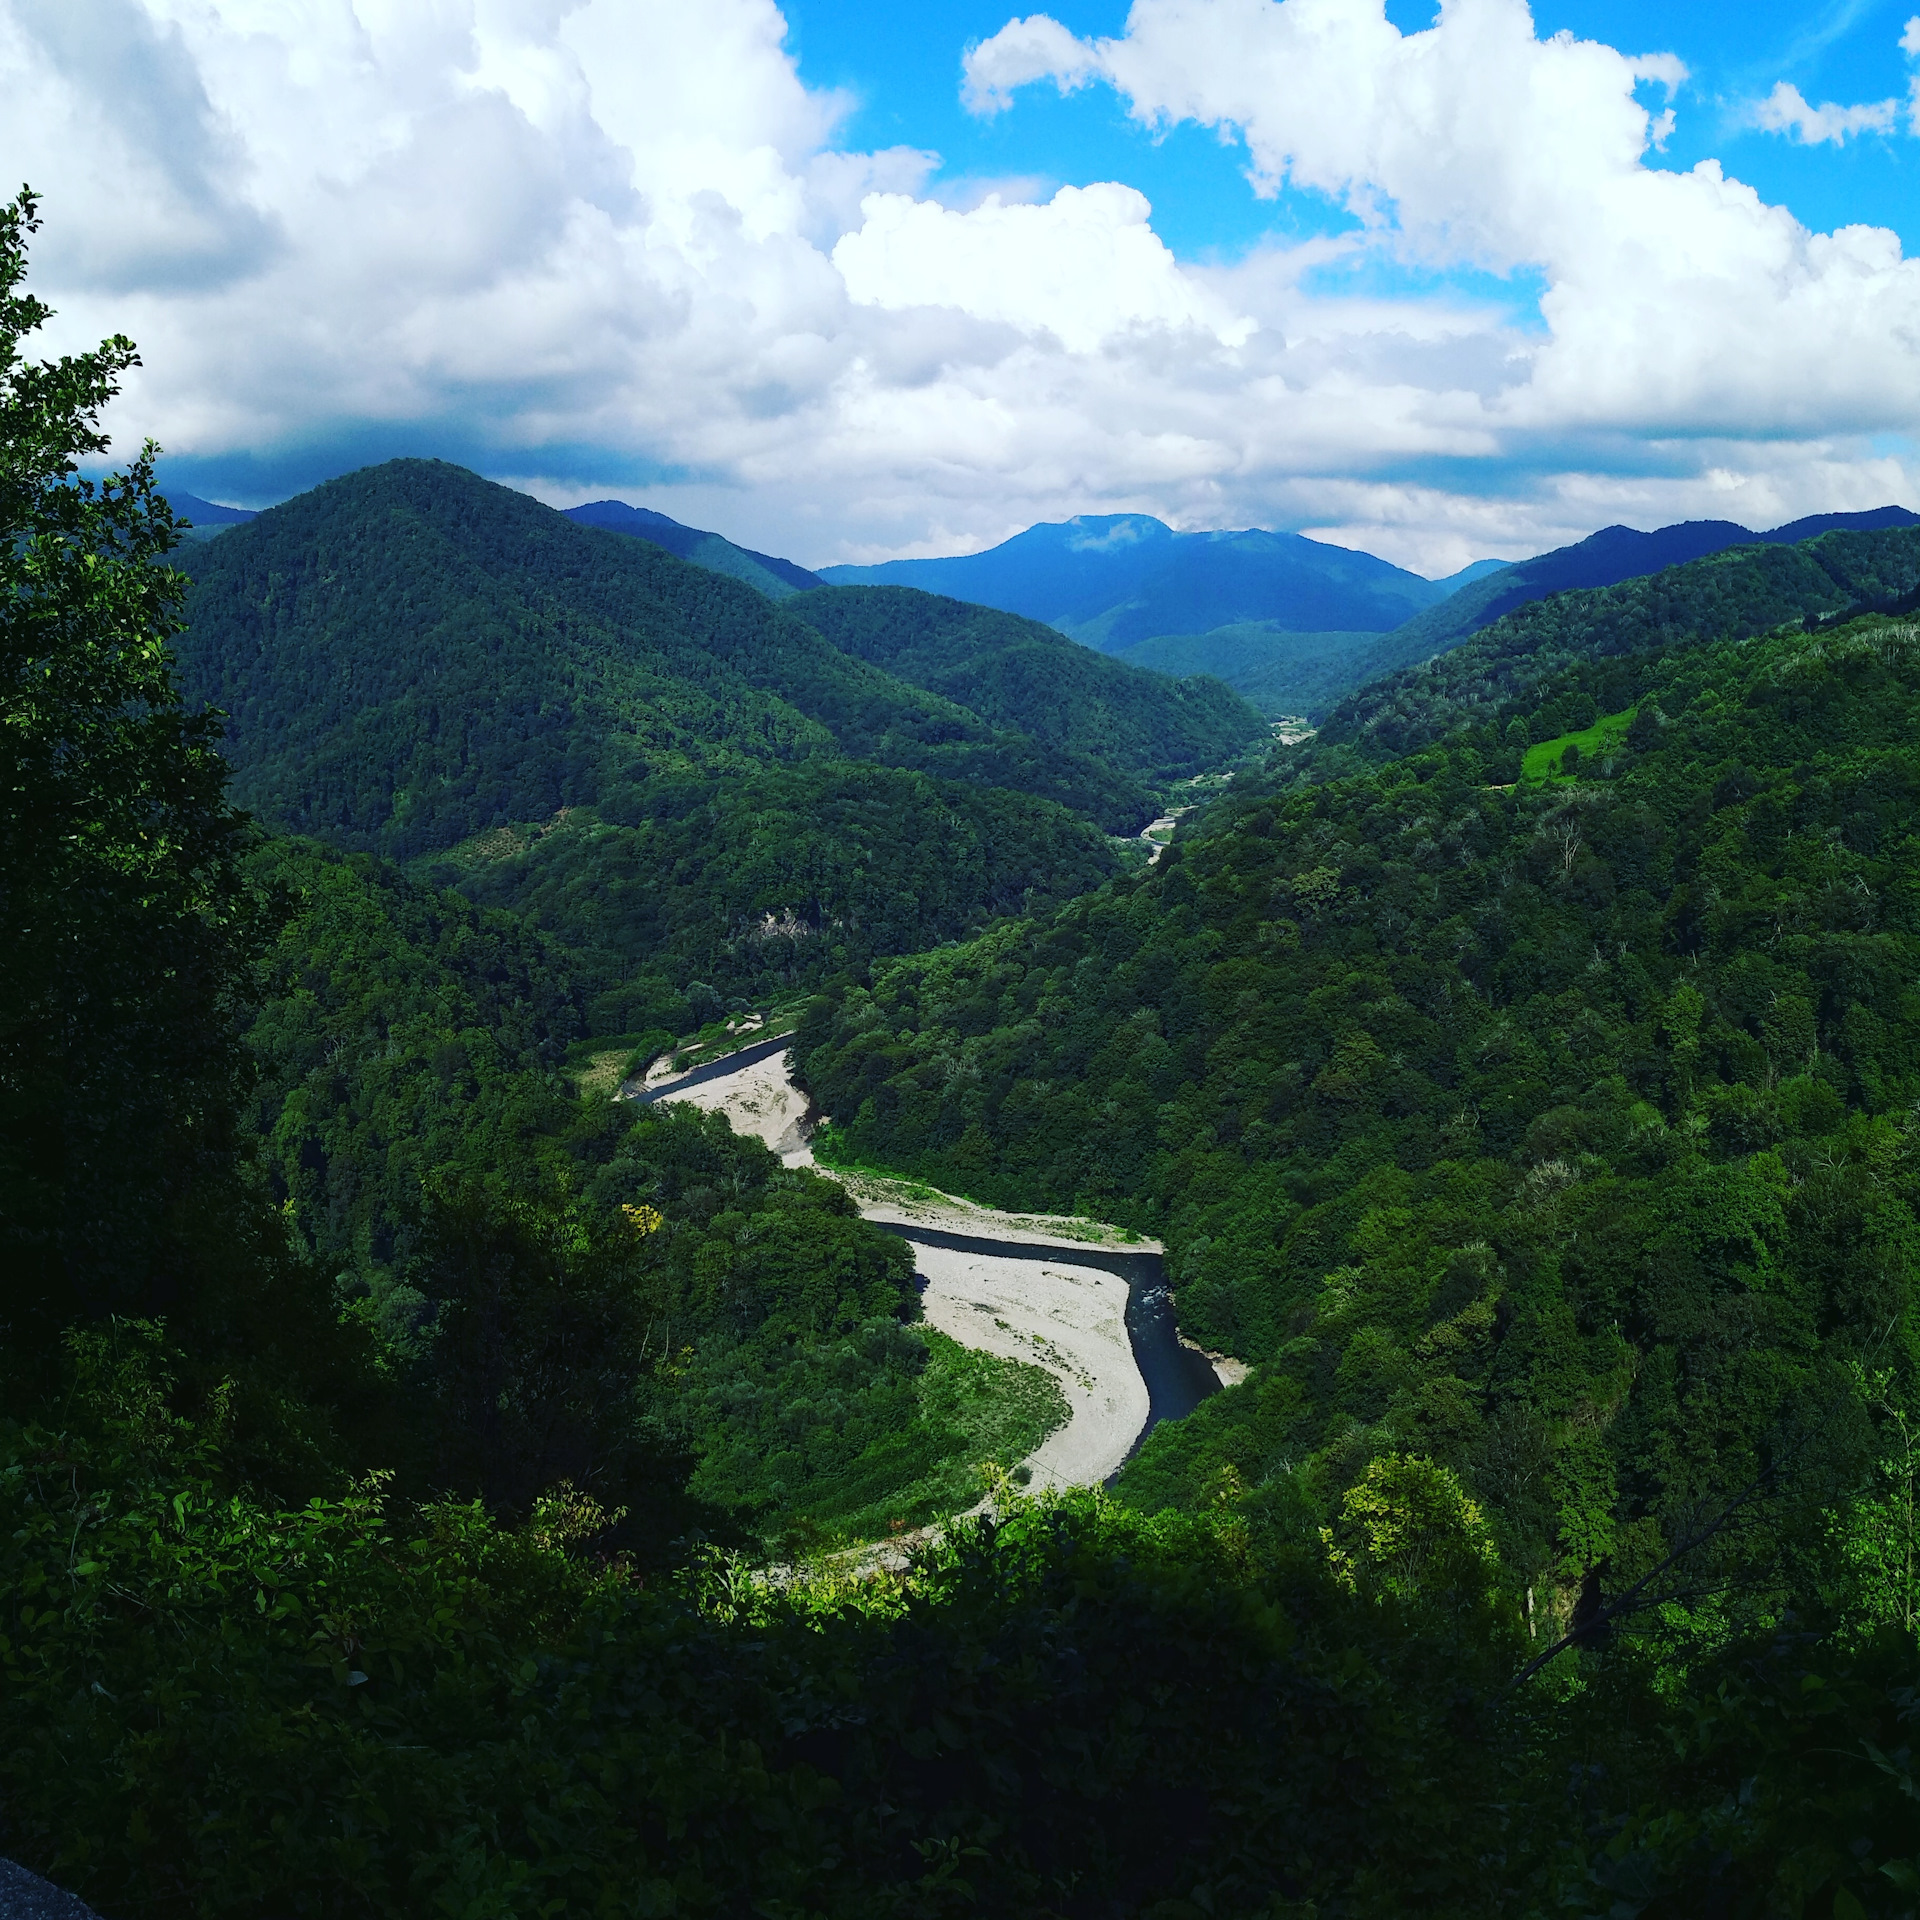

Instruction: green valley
[8,188,1920,1920]
[172,459,1262,1026]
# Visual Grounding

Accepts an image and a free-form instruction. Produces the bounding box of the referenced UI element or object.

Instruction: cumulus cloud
[961,13,1101,115]
[1751,80,1896,145]
[834,184,1252,351]
[962,0,1920,446]
[0,0,1914,574]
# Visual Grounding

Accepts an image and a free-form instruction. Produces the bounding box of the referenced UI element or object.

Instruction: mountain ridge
[564,497,825,598]
[1291,517,1920,776]
[818,512,1480,647]
[1371,502,1920,674]
[166,457,1262,1025]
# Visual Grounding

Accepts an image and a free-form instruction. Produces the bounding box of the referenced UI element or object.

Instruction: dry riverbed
[630,1043,1173,1488]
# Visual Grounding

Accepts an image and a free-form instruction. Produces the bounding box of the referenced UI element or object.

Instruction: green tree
[1831,1366,1920,1639]
[1322,1452,1501,1605]
[0,190,254,1346]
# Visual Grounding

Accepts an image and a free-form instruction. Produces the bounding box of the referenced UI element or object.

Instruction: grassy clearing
[811,1150,1148,1249]
[567,1047,633,1100]
[1522,705,1635,782]
[916,1331,1068,1498]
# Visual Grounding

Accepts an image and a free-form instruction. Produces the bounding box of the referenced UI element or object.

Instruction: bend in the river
[630,1040,1223,1487]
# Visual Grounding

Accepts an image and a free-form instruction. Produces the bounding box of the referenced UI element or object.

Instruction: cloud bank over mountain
[2,0,1915,572]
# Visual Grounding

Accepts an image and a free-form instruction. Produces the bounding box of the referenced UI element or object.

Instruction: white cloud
[1903,14,1920,57]
[0,0,1913,573]
[1751,80,1896,144]
[962,13,1100,115]
[833,183,1252,351]
[962,0,1920,448]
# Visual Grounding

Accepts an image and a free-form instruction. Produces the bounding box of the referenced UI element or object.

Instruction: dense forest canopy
[797,605,1920,1664]
[172,458,1169,848]
[785,583,1268,782]
[1294,520,1920,775]
[241,835,1064,1546]
[1364,505,1920,683]
[170,461,1268,1026]
[8,192,1920,1919]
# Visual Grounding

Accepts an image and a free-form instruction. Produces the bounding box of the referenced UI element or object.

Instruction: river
[630,1039,1224,1485]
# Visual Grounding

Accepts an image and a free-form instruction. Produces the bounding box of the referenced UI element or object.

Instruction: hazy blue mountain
[1116,507,1920,719]
[565,498,824,598]
[164,488,258,541]
[817,514,1488,648]
[1432,557,1511,592]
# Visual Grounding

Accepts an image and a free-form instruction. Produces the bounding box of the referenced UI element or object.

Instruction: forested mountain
[564,496,824,598]
[820,511,1483,645]
[170,459,1262,1020]
[1109,621,1408,718]
[1289,518,1920,776]
[1365,503,1920,676]
[785,583,1267,781]
[240,837,1061,1544]
[172,458,1137,850]
[797,601,1920,1659]
[427,758,1123,1028]
[1080,507,1917,724]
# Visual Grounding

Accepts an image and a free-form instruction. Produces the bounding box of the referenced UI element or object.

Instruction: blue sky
[6,0,1918,572]
[787,0,1920,268]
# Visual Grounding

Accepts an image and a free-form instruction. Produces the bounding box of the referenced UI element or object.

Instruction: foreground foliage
[6,1348,1918,1919]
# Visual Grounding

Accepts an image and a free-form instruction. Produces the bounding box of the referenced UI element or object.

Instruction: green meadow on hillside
[1520,703,1636,780]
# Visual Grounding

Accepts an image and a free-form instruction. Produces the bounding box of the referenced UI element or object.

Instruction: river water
[631,1039,1224,1479]
[873,1223,1220,1473]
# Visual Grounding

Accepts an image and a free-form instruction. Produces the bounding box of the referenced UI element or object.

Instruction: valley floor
[631,1043,1165,1489]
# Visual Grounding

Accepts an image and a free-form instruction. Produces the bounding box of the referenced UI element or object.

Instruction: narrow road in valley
[630,1040,1225,1488]
[1139,806,1190,862]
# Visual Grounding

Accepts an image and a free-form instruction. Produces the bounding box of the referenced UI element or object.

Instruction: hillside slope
[173,459,1172,831]
[796,605,1920,1654]
[1103,513,1920,721]
[172,460,1138,1014]
[1292,520,1920,774]
[241,835,1057,1543]
[784,585,1268,781]
[1367,504,1920,676]
[1110,623,1396,718]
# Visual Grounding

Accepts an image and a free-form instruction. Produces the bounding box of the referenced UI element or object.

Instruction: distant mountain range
[166,476,1920,726]
[1296,516,1920,775]
[819,504,1920,720]
[1371,505,1920,672]
[817,514,1501,649]
[167,489,258,539]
